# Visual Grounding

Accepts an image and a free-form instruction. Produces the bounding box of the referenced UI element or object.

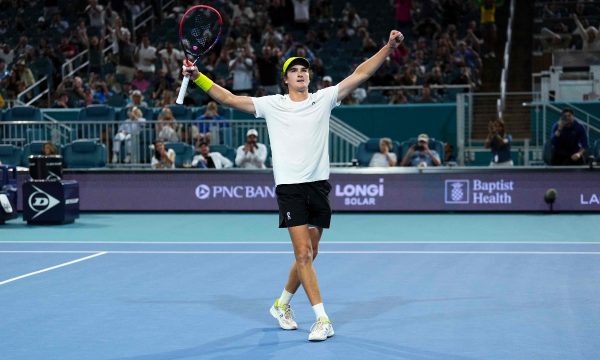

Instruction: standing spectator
[476,0,503,58]
[485,118,513,166]
[135,35,157,74]
[235,129,268,169]
[268,0,286,28]
[369,137,397,167]
[85,0,106,37]
[401,133,441,167]
[572,14,600,52]
[292,0,310,31]
[114,24,136,82]
[113,106,146,164]
[228,46,254,95]
[151,140,175,169]
[82,33,105,78]
[159,42,185,81]
[192,142,233,169]
[256,45,281,95]
[395,0,413,31]
[550,108,588,165]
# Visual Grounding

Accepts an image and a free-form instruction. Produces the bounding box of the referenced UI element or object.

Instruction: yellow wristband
[193,72,214,92]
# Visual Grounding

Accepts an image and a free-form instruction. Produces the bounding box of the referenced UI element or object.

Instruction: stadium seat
[399,137,445,164]
[63,140,107,168]
[0,144,23,167]
[355,138,401,167]
[164,142,194,167]
[2,106,43,145]
[77,105,116,140]
[168,104,193,120]
[210,144,236,164]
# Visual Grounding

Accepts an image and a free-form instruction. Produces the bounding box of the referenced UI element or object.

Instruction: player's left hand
[388,30,404,48]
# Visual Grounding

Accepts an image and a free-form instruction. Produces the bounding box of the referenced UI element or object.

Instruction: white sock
[278,289,294,306]
[312,303,328,320]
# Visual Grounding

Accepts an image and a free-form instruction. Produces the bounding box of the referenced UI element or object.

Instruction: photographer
[401,133,441,167]
[485,118,513,166]
[235,129,268,169]
[228,41,254,95]
[369,137,397,167]
[550,108,588,165]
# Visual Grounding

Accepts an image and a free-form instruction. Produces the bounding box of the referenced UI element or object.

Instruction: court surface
[1,213,600,360]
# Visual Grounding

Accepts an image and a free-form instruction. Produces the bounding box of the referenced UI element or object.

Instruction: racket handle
[176,75,190,105]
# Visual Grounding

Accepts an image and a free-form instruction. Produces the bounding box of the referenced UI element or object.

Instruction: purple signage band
[15,168,600,212]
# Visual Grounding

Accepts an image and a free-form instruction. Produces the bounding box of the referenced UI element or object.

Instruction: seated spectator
[235,129,268,169]
[131,70,151,93]
[369,137,397,167]
[485,118,513,166]
[52,92,70,108]
[42,142,59,156]
[0,59,8,81]
[156,107,179,142]
[192,101,225,146]
[112,106,146,164]
[401,133,441,167]
[192,142,233,169]
[92,81,112,104]
[416,84,438,103]
[127,89,148,108]
[551,108,588,165]
[151,140,175,169]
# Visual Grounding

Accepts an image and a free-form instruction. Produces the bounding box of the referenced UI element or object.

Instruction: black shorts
[276,180,332,228]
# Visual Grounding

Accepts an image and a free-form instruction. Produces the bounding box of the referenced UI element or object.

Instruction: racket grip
[176,75,190,105]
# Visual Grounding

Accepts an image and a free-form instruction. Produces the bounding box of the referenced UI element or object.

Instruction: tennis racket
[175,5,222,105]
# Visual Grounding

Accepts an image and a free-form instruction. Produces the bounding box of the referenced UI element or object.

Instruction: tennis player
[182,30,404,341]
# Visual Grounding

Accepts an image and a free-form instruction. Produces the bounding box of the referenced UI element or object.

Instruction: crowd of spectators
[0,0,498,108]
[536,1,600,54]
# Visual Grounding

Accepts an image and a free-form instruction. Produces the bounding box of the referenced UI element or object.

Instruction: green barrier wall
[233,103,458,145]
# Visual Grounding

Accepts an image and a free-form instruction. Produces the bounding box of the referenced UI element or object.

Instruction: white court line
[2,250,600,255]
[0,252,106,286]
[1,241,600,245]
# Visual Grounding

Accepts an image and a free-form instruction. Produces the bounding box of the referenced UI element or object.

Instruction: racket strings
[181,8,220,56]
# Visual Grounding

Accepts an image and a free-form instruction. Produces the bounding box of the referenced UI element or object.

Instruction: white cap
[247,129,258,137]
[323,76,332,82]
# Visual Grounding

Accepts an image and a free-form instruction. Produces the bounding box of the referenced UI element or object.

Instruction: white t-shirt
[252,85,340,185]
[369,152,397,167]
[136,45,157,73]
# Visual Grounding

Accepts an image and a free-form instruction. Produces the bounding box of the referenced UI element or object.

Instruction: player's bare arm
[182,63,256,114]
[337,30,404,102]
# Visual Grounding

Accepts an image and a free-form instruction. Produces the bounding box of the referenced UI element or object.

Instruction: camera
[63,79,73,90]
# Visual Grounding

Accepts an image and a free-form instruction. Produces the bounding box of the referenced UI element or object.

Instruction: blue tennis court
[1,213,600,359]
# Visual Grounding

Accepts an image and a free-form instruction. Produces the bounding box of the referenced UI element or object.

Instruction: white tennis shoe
[269,299,298,330]
[308,317,334,341]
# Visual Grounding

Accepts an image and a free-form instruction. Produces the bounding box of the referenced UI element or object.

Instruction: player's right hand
[182,59,200,80]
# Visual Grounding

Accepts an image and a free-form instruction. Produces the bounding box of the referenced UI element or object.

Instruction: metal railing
[499,0,516,118]
[132,5,155,41]
[0,118,365,167]
[15,76,50,107]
